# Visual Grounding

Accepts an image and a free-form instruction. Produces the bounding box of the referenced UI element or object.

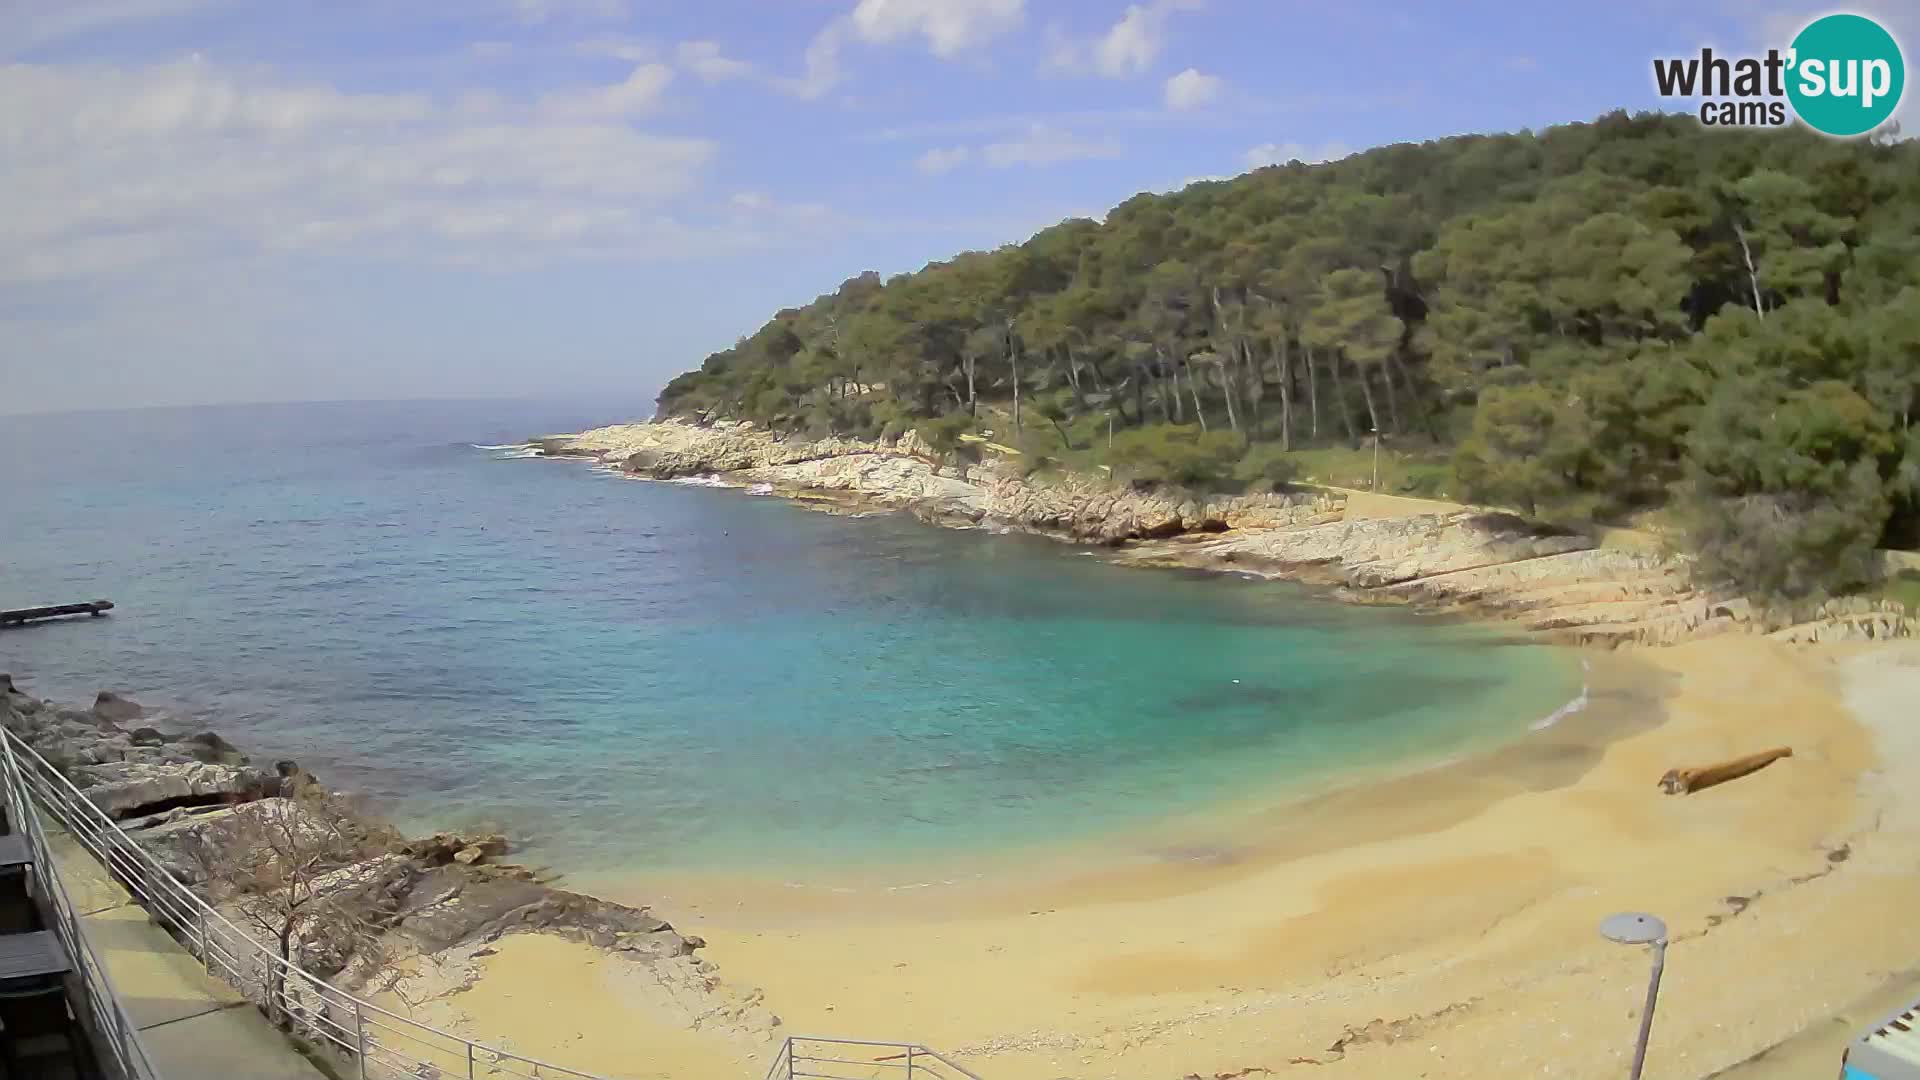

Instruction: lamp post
[1370,428,1381,492]
[1600,912,1668,1080]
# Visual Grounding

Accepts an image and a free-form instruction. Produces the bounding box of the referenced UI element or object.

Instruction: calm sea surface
[0,400,1580,872]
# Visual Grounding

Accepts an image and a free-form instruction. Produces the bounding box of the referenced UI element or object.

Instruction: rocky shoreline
[0,674,784,1062]
[543,419,1919,648]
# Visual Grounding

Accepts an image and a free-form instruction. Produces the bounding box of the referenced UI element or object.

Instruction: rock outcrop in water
[551,420,1919,648]
[0,679,783,1054]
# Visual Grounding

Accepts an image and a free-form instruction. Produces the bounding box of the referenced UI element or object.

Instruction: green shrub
[1109,424,1243,489]
[1679,378,1899,602]
[915,411,977,454]
[873,401,916,444]
[1234,444,1299,492]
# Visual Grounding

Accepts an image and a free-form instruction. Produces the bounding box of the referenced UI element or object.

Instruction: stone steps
[1525,596,1707,632]
[1480,574,1695,612]
[1558,610,1745,649]
[1768,613,1920,643]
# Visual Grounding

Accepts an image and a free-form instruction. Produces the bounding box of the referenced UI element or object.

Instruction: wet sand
[403,637,1920,1080]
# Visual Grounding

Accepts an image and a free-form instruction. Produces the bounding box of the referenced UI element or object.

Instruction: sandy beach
[374,636,1920,1080]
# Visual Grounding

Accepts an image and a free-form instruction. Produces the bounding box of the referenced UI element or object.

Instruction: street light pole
[1600,912,1669,1080]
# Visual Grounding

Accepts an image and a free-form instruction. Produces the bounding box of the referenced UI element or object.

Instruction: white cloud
[0,0,226,56]
[574,35,656,62]
[1094,2,1171,75]
[676,40,756,83]
[1243,140,1354,169]
[771,0,1021,102]
[538,63,674,118]
[1163,67,1221,109]
[906,126,1119,172]
[0,58,725,284]
[915,145,971,174]
[665,26,839,100]
[852,107,1171,142]
[1048,0,1200,78]
[730,190,832,222]
[982,125,1121,167]
[510,0,628,23]
[776,21,848,99]
[849,0,1026,58]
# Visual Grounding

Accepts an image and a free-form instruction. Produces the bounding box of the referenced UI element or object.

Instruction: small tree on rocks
[192,788,400,1027]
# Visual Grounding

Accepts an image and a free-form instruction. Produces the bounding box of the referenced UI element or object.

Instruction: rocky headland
[0,674,783,1065]
[542,419,1920,649]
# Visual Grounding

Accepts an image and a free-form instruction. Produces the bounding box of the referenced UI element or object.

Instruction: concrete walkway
[49,831,325,1080]
[1710,972,1919,1079]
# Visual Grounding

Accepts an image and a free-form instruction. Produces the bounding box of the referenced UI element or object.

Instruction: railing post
[197,908,211,973]
[905,1045,915,1080]
[356,1001,368,1080]
[467,1040,476,1080]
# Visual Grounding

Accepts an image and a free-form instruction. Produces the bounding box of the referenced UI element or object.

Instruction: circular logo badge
[1787,13,1906,137]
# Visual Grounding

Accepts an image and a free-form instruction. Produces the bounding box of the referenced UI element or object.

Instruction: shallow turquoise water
[0,401,1579,873]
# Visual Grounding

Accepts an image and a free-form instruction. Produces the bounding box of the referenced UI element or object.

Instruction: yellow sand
[371,934,763,1079]
[424,637,1920,1080]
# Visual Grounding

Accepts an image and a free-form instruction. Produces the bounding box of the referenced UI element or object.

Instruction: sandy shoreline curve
[390,635,1920,1080]
[571,645,1627,920]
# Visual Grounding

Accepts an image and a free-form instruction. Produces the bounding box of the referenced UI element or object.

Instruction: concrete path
[1709,972,1919,1079]
[49,831,325,1080]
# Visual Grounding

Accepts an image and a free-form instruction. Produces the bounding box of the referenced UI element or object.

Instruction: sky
[1,0,1912,416]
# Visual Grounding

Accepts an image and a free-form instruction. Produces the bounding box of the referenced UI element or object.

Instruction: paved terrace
[47,829,322,1080]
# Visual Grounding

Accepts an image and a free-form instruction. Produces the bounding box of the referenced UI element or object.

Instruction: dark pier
[0,600,114,628]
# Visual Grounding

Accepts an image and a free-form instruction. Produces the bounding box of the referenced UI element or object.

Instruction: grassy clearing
[1873,569,1920,615]
[972,406,1455,496]
[1283,445,1455,498]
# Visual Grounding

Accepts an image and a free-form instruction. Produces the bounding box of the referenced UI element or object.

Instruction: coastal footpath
[0,675,784,1077]
[547,419,1920,649]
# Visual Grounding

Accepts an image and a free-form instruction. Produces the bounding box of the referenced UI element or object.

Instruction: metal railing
[1,725,613,1080]
[763,1038,983,1080]
[0,732,161,1080]
[3,725,992,1080]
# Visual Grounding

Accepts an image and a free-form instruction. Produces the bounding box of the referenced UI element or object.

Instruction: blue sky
[1,0,1909,415]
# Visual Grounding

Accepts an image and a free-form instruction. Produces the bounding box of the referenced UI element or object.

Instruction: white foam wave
[470,443,528,451]
[746,483,774,496]
[663,475,740,489]
[1531,658,1593,731]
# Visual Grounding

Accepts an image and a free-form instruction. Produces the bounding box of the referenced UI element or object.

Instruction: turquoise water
[0,401,1579,873]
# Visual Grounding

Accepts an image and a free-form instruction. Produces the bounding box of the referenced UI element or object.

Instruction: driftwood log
[1659,747,1793,794]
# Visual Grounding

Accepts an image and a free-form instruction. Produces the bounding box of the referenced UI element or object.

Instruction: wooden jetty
[0,600,114,628]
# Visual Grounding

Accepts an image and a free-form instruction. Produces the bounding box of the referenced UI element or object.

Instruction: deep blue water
[0,400,1579,872]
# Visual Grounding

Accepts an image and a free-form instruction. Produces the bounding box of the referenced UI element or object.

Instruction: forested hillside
[657,111,1920,602]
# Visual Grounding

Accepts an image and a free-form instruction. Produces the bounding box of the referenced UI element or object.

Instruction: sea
[0,399,1583,876]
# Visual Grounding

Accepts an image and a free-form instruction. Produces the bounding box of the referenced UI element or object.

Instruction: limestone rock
[127,804,251,884]
[173,731,248,766]
[74,760,276,818]
[402,831,510,866]
[1768,612,1920,644]
[390,864,695,958]
[92,691,146,723]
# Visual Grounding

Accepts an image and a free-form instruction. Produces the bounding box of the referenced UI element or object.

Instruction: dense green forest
[657,111,1920,602]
